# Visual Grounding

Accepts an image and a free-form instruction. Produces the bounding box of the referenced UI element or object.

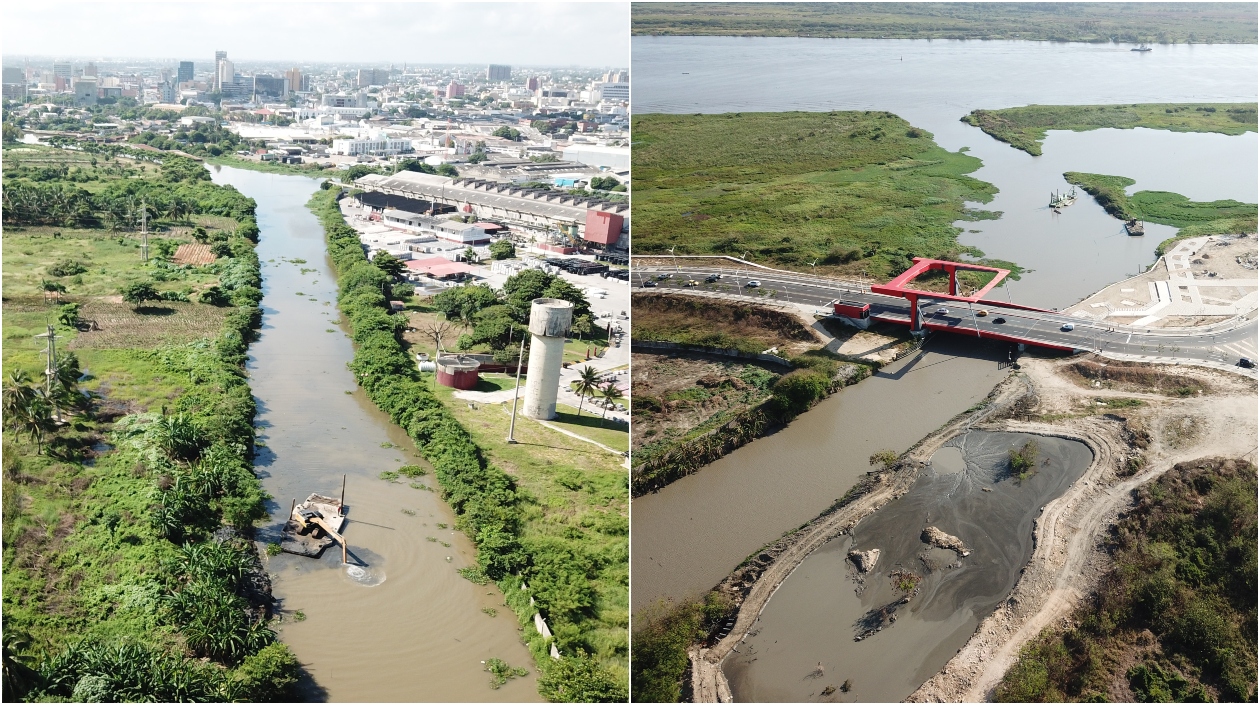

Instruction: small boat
[1132,44,1152,52]
[280,476,350,562]
[1125,218,1145,236]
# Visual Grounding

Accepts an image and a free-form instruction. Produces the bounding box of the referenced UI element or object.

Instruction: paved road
[633,264,1258,370]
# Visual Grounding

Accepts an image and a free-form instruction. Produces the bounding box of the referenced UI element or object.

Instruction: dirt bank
[907,356,1257,702]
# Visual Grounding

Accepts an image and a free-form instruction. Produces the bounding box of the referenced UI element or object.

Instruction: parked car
[641,280,657,288]
[682,280,699,287]
[993,317,1007,324]
[746,280,761,288]
[935,307,949,316]
[705,274,719,283]
[976,309,989,317]
[656,273,671,280]
[1061,323,1075,331]
[1240,357,1254,368]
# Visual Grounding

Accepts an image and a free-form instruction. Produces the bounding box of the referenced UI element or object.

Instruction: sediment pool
[631,336,1010,613]
[724,431,1092,702]
[209,166,540,701]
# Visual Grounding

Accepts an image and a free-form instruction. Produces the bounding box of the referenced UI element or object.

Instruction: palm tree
[574,365,600,418]
[598,380,623,427]
[2,371,36,433]
[14,391,55,454]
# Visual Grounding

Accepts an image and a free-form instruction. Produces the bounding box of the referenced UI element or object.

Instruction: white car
[746,280,762,288]
[935,307,949,316]
[1061,323,1075,331]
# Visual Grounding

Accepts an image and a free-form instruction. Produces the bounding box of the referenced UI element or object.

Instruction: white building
[594,81,629,103]
[331,131,412,156]
[381,209,491,245]
[561,144,630,171]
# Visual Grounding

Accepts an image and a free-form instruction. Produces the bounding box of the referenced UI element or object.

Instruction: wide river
[209,166,541,702]
[633,37,1258,309]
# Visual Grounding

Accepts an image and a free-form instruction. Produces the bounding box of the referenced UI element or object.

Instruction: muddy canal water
[209,166,540,702]
[631,337,1010,612]
[724,431,1092,703]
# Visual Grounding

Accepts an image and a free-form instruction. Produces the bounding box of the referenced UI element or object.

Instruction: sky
[3,1,629,66]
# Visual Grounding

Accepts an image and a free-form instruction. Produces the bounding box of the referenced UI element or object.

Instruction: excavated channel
[209,165,540,702]
[724,430,1091,703]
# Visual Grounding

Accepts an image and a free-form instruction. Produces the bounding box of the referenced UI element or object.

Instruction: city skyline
[3,1,629,66]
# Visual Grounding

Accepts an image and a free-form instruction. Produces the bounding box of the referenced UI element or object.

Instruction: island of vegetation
[962,103,1258,156]
[996,456,1256,703]
[631,2,1259,44]
[1062,171,1257,254]
[3,142,300,700]
[632,111,1015,281]
[309,188,628,702]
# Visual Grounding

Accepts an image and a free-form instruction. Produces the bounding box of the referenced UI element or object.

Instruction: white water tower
[522,298,573,420]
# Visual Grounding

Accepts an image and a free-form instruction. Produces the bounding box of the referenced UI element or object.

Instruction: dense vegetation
[2,148,300,701]
[996,457,1256,702]
[631,2,1259,43]
[963,103,1257,156]
[309,189,627,702]
[1062,171,1257,253]
[632,111,1015,280]
[3,148,258,232]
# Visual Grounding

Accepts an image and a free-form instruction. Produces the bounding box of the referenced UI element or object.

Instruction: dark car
[1240,357,1254,368]
[641,280,657,288]
[993,317,1007,324]
[705,274,719,283]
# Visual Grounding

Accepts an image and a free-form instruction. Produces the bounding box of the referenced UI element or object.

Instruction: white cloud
[3,1,629,66]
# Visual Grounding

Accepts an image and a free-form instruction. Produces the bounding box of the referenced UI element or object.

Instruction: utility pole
[140,199,149,263]
[33,324,60,421]
[506,338,526,444]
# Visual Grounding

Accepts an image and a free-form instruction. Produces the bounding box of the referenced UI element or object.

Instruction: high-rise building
[73,76,97,106]
[177,61,194,83]
[526,76,539,91]
[445,81,465,99]
[603,70,629,83]
[357,68,388,87]
[53,62,72,80]
[214,50,227,63]
[84,62,98,77]
[2,67,26,100]
[285,67,303,93]
[252,75,286,99]
[487,64,511,81]
[216,59,234,92]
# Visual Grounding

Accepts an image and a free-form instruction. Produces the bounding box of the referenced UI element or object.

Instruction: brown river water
[724,431,1092,702]
[631,336,1011,614]
[209,166,540,702]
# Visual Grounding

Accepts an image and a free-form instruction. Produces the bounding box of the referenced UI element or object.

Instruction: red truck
[833,300,871,319]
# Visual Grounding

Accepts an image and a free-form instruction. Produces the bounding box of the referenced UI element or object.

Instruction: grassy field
[205,155,336,178]
[963,103,1258,156]
[632,111,1015,281]
[1062,171,1257,252]
[551,404,630,453]
[996,457,1256,703]
[631,2,1259,43]
[631,292,818,355]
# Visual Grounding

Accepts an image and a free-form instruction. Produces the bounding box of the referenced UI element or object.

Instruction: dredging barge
[280,475,350,563]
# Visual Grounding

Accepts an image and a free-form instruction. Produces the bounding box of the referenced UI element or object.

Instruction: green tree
[598,380,623,426]
[372,251,407,278]
[570,313,592,342]
[120,281,161,307]
[574,365,600,418]
[432,284,498,326]
[56,303,81,329]
[462,246,478,263]
[539,651,627,703]
[488,239,515,260]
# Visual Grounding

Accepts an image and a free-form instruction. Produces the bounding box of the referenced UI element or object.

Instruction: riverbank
[2,155,300,700]
[963,103,1257,156]
[630,3,1259,43]
[308,188,627,701]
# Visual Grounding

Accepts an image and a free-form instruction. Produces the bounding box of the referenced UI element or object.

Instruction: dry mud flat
[689,355,1256,703]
